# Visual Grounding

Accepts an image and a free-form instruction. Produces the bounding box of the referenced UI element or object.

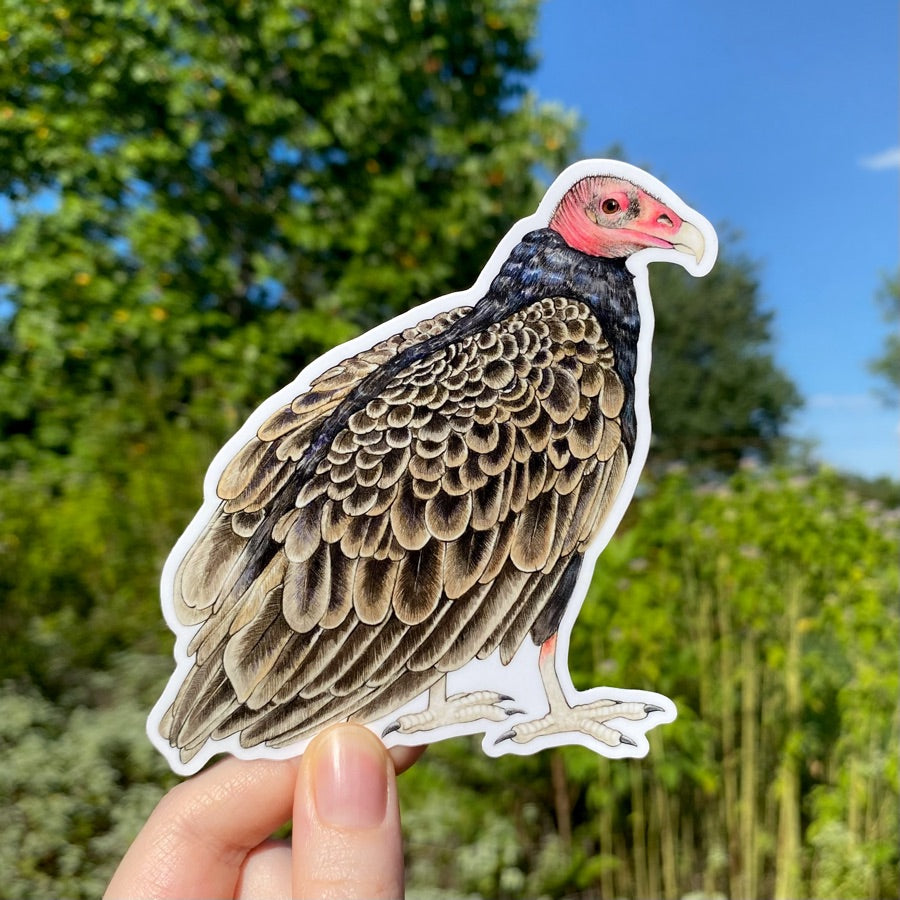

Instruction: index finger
[104,741,425,900]
[104,755,299,899]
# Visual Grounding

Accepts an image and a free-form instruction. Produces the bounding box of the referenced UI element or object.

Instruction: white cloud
[859,147,900,170]
[808,393,883,410]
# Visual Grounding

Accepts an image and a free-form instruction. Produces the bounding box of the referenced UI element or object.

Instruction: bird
[150,160,716,773]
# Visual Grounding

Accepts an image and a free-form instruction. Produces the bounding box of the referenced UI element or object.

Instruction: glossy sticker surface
[148,160,717,775]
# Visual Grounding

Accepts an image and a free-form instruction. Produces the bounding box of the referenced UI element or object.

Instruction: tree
[0,0,578,685]
[649,246,802,470]
[0,0,577,471]
[398,468,900,899]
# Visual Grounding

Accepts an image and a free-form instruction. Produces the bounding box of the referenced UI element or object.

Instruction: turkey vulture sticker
[149,160,717,775]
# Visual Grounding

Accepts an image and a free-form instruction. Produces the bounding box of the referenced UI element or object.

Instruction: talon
[494,729,516,745]
[505,708,526,717]
[382,721,401,737]
[498,694,514,703]
[644,704,664,714]
[619,734,637,747]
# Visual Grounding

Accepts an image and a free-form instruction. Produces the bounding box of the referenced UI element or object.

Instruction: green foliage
[0,419,216,691]
[0,655,177,900]
[0,0,575,685]
[0,0,575,471]
[400,468,899,899]
[0,2,887,898]
[650,248,802,470]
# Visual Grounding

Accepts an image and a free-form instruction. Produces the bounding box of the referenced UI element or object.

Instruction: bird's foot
[383,690,522,736]
[496,699,663,748]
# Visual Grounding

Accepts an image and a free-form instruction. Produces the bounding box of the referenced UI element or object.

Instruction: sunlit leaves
[400,468,899,897]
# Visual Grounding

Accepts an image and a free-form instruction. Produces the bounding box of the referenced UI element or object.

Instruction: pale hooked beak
[670,220,706,264]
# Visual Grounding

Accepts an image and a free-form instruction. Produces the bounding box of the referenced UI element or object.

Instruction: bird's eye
[600,198,620,214]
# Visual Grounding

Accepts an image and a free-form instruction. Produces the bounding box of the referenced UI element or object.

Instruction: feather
[339,514,371,559]
[444,523,499,599]
[231,509,265,538]
[299,620,386,697]
[526,454,548,501]
[353,556,399,625]
[482,358,516,390]
[274,422,320,462]
[394,540,445,625]
[596,418,623,461]
[233,462,294,514]
[600,369,626,418]
[476,564,564,664]
[412,477,442,500]
[223,590,292,704]
[541,484,582,574]
[418,412,452,443]
[187,553,287,662]
[346,669,443,733]
[239,689,340,747]
[283,502,322,564]
[342,483,379,517]
[365,597,457,686]
[477,421,516,476]
[320,545,356,628]
[544,367,580,424]
[177,674,240,758]
[458,452,489,491]
[579,445,627,546]
[244,633,313,709]
[425,491,473,542]
[436,563,531,670]
[409,452,446,482]
[332,616,413,695]
[511,489,558,572]
[547,437,572,470]
[269,615,358,704]
[282,544,331,632]
[524,409,552,453]
[444,433,469,468]
[174,513,247,624]
[408,579,496,671]
[217,439,274,501]
[355,461,384,488]
[391,476,430,550]
[471,476,504,531]
[568,400,606,459]
[358,510,392,558]
[580,360,607,398]
[256,403,306,442]
[321,499,352,544]
[377,445,411,488]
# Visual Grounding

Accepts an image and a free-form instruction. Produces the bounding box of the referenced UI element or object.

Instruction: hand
[105,724,424,899]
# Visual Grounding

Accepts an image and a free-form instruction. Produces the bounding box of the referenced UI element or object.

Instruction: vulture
[149,160,716,774]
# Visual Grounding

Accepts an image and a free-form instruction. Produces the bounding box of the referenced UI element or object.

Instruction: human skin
[105,724,424,899]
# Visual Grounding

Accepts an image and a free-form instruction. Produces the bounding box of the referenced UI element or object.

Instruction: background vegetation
[0,2,896,898]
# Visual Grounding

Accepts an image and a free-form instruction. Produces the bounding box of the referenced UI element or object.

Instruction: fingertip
[389,741,427,774]
[308,725,391,829]
[293,724,405,899]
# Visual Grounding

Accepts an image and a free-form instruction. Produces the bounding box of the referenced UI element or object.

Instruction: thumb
[292,725,404,899]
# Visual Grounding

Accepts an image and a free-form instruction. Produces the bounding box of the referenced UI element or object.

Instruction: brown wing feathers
[162,297,630,760]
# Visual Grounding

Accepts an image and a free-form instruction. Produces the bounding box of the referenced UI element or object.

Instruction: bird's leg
[383,676,521,737]
[497,635,662,748]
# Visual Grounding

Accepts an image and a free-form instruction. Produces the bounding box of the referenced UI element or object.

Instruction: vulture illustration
[149,160,717,774]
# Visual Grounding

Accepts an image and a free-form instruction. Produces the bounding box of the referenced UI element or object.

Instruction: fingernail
[311,727,388,829]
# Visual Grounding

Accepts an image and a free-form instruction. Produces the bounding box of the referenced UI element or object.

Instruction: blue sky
[532,0,898,479]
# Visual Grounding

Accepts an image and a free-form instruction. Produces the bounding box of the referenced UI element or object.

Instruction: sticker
[148,160,717,775]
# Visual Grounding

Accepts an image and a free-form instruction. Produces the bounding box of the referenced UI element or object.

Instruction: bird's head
[548,175,707,265]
